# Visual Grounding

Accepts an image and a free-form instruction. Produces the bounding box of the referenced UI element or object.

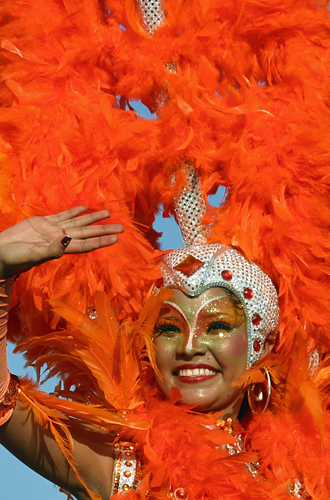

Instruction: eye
[154,322,181,336]
[207,321,233,333]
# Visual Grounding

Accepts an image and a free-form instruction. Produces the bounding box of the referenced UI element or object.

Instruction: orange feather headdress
[0,0,329,411]
[1,0,330,498]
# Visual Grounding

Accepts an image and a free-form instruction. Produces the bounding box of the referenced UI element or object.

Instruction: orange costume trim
[0,0,330,357]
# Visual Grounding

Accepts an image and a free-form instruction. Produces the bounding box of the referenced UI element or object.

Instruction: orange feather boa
[15,294,330,499]
[0,0,330,361]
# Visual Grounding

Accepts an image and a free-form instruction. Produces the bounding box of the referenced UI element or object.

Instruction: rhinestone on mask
[221,270,233,281]
[174,254,204,277]
[243,288,254,299]
[252,313,261,325]
[253,340,261,352]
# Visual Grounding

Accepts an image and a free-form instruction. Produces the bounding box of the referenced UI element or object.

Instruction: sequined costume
[1,0,330,498]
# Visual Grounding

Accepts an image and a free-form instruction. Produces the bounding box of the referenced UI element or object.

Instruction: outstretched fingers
[48,232,121,257]
[68,234,121,253]
[64,224,124,242]
[0,208,123,278]
[56,223,124,254]
[59,210,112,230]
[21,219,123,263]
[45,206,88,224]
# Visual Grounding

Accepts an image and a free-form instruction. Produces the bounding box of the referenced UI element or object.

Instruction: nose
[178,332,207,357]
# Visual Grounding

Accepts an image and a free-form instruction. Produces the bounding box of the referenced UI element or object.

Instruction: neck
[196,389,246,422]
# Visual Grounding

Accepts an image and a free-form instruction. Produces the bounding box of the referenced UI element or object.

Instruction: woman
[0,199,327,500]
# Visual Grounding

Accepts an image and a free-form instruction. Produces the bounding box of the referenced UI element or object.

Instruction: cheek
[153,338,177,396]
[226,332,248,357]
[153,337,180,370]
[206,331,247,364]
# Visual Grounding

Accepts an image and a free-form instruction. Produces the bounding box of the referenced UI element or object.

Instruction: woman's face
[153,287,248,412]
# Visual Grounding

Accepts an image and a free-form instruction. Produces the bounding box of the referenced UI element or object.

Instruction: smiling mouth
[178,367,217,377]
[174,366,219,383]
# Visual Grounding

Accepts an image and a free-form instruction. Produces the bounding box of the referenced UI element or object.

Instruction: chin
[177,394,227,411]
[179,398,221,412]
[160,381,244,414]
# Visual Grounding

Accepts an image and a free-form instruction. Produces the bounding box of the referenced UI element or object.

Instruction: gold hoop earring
[247,366,271,415]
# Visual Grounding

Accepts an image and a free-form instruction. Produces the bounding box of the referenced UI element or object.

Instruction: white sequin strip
[136,0,165,34]
[309,345,320,376]
[288,478,308,498]
[174,164,208,247]
[226,435,260,478]
[112,442,140,494]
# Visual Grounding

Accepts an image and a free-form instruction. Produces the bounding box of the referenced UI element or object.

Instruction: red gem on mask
[174,488,189,500]
[253,340,261,352]
[221,270,233,281]
[174,255,204,277]
[243,287,254,299]
[252,313,261,325]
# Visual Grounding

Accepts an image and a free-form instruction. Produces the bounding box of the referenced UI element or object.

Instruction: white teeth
[178,368,217,377]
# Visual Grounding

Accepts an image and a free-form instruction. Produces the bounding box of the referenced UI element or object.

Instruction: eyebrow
[157,313,182,321]
[202,310,232,318]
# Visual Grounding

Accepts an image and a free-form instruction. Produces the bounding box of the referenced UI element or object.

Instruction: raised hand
[0,206,124,279]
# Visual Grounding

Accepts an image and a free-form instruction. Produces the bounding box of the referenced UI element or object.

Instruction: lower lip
[175,374,218,384]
